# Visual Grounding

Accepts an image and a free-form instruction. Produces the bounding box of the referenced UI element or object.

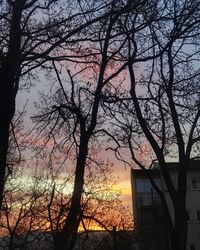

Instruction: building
[131,160,200,250]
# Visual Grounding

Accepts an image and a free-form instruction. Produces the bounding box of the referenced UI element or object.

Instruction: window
[136,178,160,194]
[192,177,198,189]
[196,210,200,221]
[136,179,151,193]
[190,244,195,250]
[186,210,190,221]
[191,176,200,189]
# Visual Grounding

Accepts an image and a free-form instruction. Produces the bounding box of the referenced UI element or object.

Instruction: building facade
[131,161,200,250]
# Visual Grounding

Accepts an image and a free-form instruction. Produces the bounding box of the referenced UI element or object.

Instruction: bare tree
[31,1,177,249]
[103,1,200,250]
[1,147,131,250]
[46,161,132,250]
[1,165,51,250]
[0,0,120,210]
[32,3,133,246]
[4,1,199,250]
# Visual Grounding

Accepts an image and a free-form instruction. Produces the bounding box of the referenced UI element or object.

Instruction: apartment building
[131,160,200,250]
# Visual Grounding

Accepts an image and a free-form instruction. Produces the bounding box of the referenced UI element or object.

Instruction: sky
[16,82,133,215]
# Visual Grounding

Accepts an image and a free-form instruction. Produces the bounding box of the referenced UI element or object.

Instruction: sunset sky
[1,2,200,250]
[16,85,133,214]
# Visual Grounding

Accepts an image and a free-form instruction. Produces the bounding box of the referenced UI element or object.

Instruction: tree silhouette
[0,0,121,210]
[104,1,200,249]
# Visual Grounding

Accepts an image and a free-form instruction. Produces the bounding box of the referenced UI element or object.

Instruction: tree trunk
[156,164,188,250]
[0,0,23,210]
[170,223,187,250]
[54,137,88,250]
[0,72,19,209]
[0,106,11,209]
[171,201,187,250]
[0,73,17,209]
